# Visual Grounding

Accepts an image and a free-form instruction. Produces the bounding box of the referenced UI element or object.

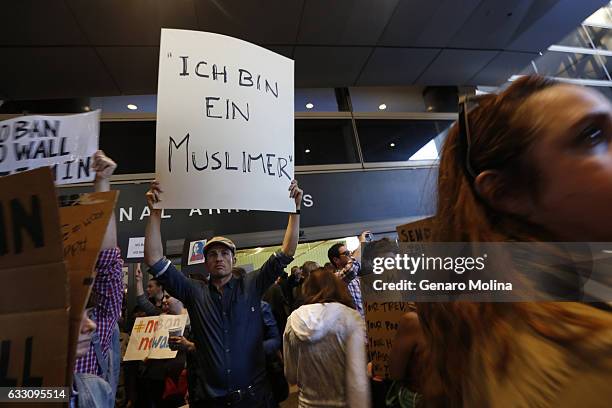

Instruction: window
[584,7,612,27]
[557,27,593,49]
[584,26,612,50]
[356,119,452,163]
[534,51,609,80]
[295,119,359,165]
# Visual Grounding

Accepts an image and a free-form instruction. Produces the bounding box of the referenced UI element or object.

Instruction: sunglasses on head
[458,94,489,182]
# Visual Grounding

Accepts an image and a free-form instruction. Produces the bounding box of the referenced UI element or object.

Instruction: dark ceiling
[0,0,607,100]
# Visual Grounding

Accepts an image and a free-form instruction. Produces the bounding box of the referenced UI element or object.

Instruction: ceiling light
[83,106,90,111]
[305,103,314,109]
[390,143,396,147]
[305,149,311,153]
[127,104,138,110]
[378,103,387,110]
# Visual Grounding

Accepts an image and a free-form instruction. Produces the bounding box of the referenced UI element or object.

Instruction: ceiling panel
[97,47,160,94]
[448,0,534,49]
[0,48,119,99]
[470,51,537,85]
[508,0,608,52]
[0,0,606,98]
[357,48,440,85]
[416,49,498,85]
[0,0,86,46]
[263,46,294,59]
[194,0,303,45]
[298,0,399,45]
[378,0,480,47]
[293,46,372,87]
[66,0,198,46]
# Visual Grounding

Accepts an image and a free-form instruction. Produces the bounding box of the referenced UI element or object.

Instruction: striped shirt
[336,260,365,319]
[74,247,124,375]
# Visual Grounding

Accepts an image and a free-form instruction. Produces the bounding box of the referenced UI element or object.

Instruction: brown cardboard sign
[0,263,68,314]
[0,167,63,269]
[364,301,413,379]
[0,168,69,388]
[59,191,119,318]
[364,216,433,379]
[396,217,434,243]
[0,309,69,387]
[59,190,118,375]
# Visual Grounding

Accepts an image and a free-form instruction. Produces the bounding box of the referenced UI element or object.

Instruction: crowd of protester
[66,74,612,407]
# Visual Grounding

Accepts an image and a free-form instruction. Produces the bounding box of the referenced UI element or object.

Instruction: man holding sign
[143,179,302,407]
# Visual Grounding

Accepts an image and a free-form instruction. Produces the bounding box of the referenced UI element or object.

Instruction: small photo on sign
[188,240,207,265]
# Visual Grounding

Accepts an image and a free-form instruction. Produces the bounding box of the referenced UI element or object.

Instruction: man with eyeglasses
[143,179,303,408]
[327,231,371,320]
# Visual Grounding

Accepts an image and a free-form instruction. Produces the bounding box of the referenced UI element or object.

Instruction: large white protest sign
[156,29,295,212]
[0,110,100,185]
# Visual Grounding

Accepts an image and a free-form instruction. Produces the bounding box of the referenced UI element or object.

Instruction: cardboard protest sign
[363,301,414,379]
[361,217,434,378]
[124,314,188,361]
[156,29,295,212]
[0,309,69,387]
[59,190,119,373]
[396,216,434,243]
[0,110,100,185]
[0,168,70,387]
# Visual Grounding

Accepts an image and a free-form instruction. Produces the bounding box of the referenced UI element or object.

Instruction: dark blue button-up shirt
[150,252,292,398]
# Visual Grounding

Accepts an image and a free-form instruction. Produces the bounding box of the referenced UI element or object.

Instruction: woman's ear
[474,170,534,217]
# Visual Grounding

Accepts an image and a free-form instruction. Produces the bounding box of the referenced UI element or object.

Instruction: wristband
[294,209,301,215]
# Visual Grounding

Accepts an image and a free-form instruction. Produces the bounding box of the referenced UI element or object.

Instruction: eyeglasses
[458,95,489,181]
[340,250,353,257]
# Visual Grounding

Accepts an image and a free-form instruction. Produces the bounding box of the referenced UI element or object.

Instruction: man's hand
[145,180,163,211]
[92,150,117,181]
[135,263,144,296]
[169,336,195,352]
[135,263,143,284]
[281,180,302,257]
[289,179,303,210]
[359,230,372,243]
[92,150,117,247]
[144,181,164,266]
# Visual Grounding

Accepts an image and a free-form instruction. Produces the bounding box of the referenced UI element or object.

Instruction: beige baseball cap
[203,236,236,256]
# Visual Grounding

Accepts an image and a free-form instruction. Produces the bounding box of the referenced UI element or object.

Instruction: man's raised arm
[143,181,194,305]
[255,180,303,295]
[144,181,164,267]
[280,179,303,258]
